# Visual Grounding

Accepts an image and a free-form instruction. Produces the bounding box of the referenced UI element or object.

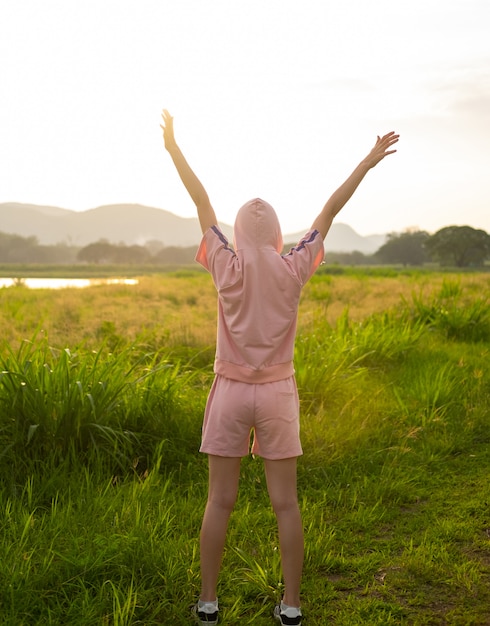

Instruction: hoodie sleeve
[195,225,239,290]
[282,229,325,286]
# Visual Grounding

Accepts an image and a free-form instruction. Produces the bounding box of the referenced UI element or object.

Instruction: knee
[208,489,238,513]
[270,495,299,516]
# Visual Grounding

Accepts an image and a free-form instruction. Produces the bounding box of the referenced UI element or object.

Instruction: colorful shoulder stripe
[211,226,235,256]
[283,229,320,257]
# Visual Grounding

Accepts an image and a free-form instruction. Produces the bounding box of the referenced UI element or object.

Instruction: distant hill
[0,203,386,253]
[284,223,386,254]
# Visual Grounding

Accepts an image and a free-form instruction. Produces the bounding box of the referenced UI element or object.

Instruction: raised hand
[311,131,400,238]
[364,131,399,168]
[160,109,176,151]
[159,107,218,232]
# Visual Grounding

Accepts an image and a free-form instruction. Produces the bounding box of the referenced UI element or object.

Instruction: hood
[233,198,283,253]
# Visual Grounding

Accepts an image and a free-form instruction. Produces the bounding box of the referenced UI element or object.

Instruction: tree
[425,226,490,267]
[77,241,151,264]
[77,241,116,264]
[112,244,150,264]
[0,232,39,262]
[322,250,371,265]
[375,230,430,266]
[153,245,197,264]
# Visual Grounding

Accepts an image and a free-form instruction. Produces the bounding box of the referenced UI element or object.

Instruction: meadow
[0,267,489,625]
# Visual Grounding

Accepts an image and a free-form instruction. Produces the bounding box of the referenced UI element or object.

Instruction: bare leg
[264,457,303,608]
[199,455,241,601]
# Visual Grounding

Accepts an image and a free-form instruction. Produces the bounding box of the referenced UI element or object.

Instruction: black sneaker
[274,603,302,626]
[192,601,219,625]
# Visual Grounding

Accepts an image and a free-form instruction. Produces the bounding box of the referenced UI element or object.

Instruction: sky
[1,0,489,237]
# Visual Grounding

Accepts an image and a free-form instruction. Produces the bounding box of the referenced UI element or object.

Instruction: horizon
[1,200,465,239]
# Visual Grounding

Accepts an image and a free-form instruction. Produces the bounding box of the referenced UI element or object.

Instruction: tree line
[0,225,489,267]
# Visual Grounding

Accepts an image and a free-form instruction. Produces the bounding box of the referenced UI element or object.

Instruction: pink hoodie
[196,198,324,383]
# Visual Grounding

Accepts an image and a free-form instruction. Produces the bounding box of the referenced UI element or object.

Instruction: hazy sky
[1,0,489,236]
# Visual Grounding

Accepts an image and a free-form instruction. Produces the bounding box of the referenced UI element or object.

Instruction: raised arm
[160,109,218,234]
[311,131,399,239]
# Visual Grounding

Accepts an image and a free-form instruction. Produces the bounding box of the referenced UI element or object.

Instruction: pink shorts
[200,375,302,460]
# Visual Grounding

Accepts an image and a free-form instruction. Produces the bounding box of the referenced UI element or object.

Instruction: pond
[0,278,139,289]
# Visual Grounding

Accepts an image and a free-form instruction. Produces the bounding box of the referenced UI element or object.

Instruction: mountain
[0,203,386,252]
[0,202,233,247]
[284,223,386,254]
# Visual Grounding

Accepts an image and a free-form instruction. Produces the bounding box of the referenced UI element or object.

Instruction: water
[0,277,139,289]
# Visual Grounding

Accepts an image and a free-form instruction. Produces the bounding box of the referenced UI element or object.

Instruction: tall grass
[0,336,206,487]
[0,270,489,624]
[406,278,490,342]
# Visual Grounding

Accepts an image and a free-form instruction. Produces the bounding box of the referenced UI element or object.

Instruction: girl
[160,109,398,625]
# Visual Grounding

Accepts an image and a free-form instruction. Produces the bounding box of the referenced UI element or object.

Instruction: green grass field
[0,269,489,624]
